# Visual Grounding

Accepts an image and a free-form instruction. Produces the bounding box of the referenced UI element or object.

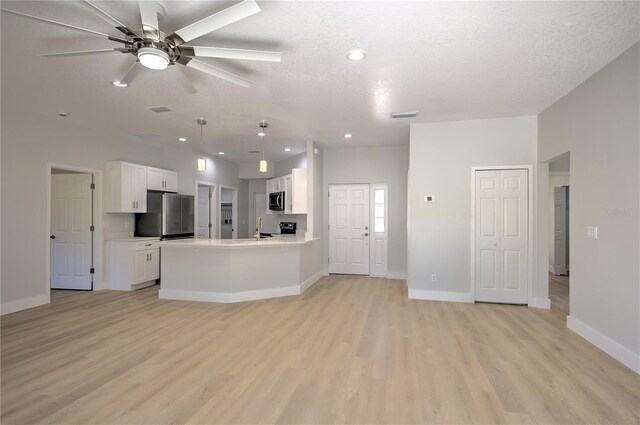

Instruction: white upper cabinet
[147,167,178,192]
[291,168,307,214]
[106,161,147,213]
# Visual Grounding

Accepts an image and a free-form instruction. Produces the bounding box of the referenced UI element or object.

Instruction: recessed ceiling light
[178,137,187,142]
[112,80,127,88]
[258,131,266,137]
[218,152,225,155]
[344,133,353,139]
[346,50,366,61]
[284,147,292,152]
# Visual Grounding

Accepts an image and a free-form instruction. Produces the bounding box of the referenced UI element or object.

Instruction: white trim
[567,316,640,374]
[534,297,551,309]
[46,163,104,294]
[408,289,472,303]
[470,165,534,305]
[300,271,323,292]
[549,171,570,176]
[386,272,407,280]
[323,268,330,276]
[160,272,323,304]
[370,183,388,277]
[1,293,50,316]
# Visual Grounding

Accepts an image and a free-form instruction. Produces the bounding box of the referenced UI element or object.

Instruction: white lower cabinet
[107,239,160,290]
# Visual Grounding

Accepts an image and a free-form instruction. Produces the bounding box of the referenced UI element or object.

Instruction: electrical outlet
[587,226,598,239]
[431,273,437,282]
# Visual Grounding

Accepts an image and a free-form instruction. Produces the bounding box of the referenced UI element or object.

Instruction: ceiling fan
[1,0,282,92]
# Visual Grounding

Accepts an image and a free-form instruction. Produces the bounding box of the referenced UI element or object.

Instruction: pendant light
[197,118,207,171]
[258,120,269,173]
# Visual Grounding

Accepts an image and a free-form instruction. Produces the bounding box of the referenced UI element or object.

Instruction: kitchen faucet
[255,216,263,241]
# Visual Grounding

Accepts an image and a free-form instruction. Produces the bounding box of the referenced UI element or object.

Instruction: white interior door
[197,186,211,239]
[254,193,276,234]
[553,186,568,275]
[329,184,370,275]
[475,169,528,304]
[51,174,93,290]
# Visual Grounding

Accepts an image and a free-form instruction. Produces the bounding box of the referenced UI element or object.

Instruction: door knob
[363,233,369,237]
[50,235,56,239]
[492,242,498,246]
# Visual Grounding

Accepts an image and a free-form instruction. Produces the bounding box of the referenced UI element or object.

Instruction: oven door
[269,192,284,211]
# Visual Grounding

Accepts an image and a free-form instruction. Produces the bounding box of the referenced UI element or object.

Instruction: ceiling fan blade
[184,59,253,88]
[138,0,160,38]
[0,8,127,43]
[82,0,142,38]
[40,48,128,58]
[166,0,261,45]
[182,46,281,62]
[119,61,144,86]
[169,65,197,95]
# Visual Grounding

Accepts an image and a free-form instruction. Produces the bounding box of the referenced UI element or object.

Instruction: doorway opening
[548,152,570,316]
[253,192,277,236]
[328,183,388,276]
[48,165,101,292]
[220,186,238,239]
[195,181,217,239]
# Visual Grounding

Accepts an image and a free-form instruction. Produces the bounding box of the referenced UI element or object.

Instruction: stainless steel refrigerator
[135,192,194,239]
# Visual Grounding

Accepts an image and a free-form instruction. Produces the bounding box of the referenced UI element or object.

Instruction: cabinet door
[146,249,160,281]
[147,167,163,191]
[292,168,307,214]
[121,163,135,212]
[134,251,148,284]
[284,175,293,214]
[163,171,178,193]
[133,165,147,212]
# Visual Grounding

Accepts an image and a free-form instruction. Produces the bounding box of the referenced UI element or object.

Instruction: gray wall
[408,116,538,296]
[1,105,247,310]
[274,152,307,178]
[323,145,409,276]
[538,43,639,360]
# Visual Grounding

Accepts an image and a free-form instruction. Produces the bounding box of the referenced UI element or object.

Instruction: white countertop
[106,237,161,242]
[160,235,317,248]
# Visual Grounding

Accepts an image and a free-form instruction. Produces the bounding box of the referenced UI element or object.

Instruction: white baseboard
[1,293,50,315]
[323,268,329,276]
[408,289,471,303]
[535,297,551,309]
[567,315,640,374]
[386,272,407,280]
[300,271,323,292]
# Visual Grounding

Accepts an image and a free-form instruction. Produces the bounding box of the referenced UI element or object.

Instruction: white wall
[323,146,409,276]
[538,43,639,371]
[408,116,538,300]
[1,105,247,312]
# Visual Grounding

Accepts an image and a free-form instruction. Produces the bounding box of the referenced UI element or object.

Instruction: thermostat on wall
[424,195,435,203]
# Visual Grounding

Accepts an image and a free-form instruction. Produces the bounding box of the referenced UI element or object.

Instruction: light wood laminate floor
[2,276,639,424]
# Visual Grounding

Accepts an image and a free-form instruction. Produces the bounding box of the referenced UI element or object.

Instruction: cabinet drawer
[135,240,160,251]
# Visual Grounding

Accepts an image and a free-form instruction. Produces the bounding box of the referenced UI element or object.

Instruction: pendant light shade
[197,118,207,171]
[258,120,269,173]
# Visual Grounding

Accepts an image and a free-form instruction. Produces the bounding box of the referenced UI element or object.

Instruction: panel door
[475,169,528,304]
[51,174,93,290]
[329,184,370,275]
[197,186,210,238]
[121,163,134,212]
[146,167,163,191]
[553,186,568,275]
[133,165,147,212]
[164,171,178,192]
[146,249,160,281]
[134,251,147,284]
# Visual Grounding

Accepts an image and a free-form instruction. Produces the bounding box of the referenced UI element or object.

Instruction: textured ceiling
[1,1,638,163]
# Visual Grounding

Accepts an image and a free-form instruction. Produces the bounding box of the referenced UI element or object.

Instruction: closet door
[475,169,528,304]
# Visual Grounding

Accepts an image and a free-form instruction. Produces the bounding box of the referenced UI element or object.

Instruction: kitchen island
[158,236,323,303]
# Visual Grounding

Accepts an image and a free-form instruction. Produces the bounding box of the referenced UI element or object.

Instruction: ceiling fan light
[138,47,169,70]
[197,157,206,171]
[259,159,268,173]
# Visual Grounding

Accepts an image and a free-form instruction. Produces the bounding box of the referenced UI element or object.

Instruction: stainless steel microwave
[269,191,285,211]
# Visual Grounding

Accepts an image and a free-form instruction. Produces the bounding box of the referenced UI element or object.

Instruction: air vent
[147,106,173,113]
[247,150,261,154]
[390,111,418,118]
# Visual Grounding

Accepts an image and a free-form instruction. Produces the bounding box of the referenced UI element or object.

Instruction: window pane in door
[375,217,384,233]
[374,189,385,204]
[375,204,384,218]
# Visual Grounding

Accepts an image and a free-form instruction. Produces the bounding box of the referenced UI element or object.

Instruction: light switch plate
[587,226,598,239]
